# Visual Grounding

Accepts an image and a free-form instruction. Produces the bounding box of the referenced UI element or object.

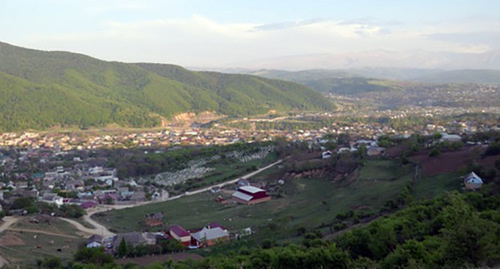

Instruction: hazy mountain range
[221,50,500,71]
[246,68,500,86]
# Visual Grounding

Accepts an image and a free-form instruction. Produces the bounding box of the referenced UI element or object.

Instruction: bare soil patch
[410,147,478,177]
[0,232,25,246]
[477,155,500,168]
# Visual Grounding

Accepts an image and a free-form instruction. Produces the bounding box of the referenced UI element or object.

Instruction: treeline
[5,197,85,218]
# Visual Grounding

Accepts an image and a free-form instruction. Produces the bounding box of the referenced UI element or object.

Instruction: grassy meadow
[94,159,414,238]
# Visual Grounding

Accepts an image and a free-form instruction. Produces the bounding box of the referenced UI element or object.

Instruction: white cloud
[20,15,500,66]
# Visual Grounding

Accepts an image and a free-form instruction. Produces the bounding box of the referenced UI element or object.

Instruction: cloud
[20,15,500,66]
[252,19,326,31]
[426,32,500,47]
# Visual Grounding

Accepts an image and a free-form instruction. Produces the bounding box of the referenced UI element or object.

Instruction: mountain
[0,42,333,131]
[247,67,500,96]
[411,69,500,84]
[247,69,399,95]
[224,50,500,71]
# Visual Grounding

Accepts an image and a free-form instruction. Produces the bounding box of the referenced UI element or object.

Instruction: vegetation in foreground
[32,189,500,268]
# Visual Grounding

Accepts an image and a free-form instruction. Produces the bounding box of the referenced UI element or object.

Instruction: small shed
[463,172,483,190]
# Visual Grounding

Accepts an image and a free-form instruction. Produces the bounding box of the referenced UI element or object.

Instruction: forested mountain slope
[0,42,333,131]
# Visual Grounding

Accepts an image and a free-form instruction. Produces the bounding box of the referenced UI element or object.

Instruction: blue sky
[0,0,498,66]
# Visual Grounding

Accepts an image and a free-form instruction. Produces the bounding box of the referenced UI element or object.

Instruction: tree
[73,247,115,266]
[117,238,129,258]
[429,147,440,157]
[60,204,85,218]
[41,256,62,269]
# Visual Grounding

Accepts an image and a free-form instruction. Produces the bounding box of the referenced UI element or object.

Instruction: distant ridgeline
[0,42,333,131]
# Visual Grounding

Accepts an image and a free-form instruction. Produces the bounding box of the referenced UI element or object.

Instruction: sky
[0,0,499,67]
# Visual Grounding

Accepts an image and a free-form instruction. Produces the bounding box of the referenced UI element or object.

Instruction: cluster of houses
[0,164,167,212]
[321,138,387,159]
[86,222,233,253]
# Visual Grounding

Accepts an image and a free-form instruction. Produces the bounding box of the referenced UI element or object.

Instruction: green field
[94,159,414,239]
[0,217,85,268]
[413,172,462,200]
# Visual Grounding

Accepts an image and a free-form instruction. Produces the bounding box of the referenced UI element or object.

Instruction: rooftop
[170,224,190,237]
[239,185,265,194]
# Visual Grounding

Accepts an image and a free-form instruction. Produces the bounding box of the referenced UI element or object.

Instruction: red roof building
[169,225,191,246]
[232,186,270,205]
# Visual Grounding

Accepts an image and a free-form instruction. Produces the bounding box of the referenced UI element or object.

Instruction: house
[129,191,146,202]
[15,181,28,189]
[145,212,164,227]
[321,150,332,159]
[169,225,191,247]
[86,234,103,248]
[112,232,156,252]
[191,226,229,247]
[40,193,64,207]
[367,147,386,156]
[232,186,271,205]
[463,172,484,190]
[441,133,462,143]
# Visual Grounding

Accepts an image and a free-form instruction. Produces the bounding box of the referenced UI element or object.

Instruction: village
[0,103,498,263]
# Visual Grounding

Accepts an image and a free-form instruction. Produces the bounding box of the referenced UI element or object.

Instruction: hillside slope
[250,69,399,95]
[0,42,333,131]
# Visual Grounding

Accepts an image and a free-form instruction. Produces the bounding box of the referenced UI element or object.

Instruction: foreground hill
[0,42,333,131]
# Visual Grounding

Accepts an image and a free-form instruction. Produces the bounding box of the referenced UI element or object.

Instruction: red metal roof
[170,224,189,237]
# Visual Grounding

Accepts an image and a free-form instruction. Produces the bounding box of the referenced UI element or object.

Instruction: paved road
[76,159,283,237]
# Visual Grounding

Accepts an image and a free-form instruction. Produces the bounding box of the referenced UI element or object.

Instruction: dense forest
[0,42,333,131]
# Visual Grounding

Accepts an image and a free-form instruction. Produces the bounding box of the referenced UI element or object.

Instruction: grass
[357,159,410,180]
[94,159,413,239]
[0,217,85,268]
[413,172,462,200]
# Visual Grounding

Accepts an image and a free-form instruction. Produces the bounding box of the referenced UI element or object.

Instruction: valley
[0,43,498,268]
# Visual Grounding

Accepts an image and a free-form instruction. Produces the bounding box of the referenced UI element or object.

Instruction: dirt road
[0,217,18,268]
[60,218,115,238]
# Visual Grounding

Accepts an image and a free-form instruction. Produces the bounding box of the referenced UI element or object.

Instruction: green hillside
[249,69,399,95]
[0,42,333,131]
